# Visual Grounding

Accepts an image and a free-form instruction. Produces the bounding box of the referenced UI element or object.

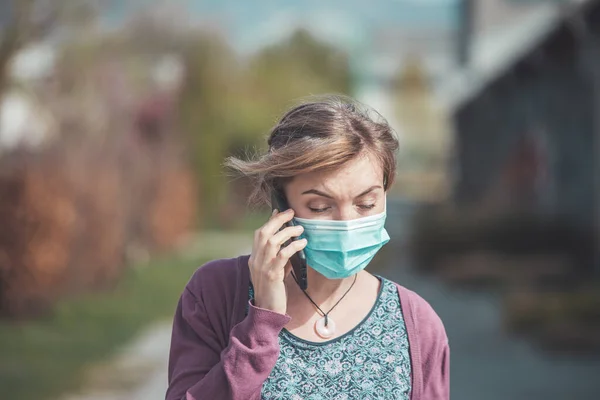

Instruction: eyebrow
[301,185,382,199]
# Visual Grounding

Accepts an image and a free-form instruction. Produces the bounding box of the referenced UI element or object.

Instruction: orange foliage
[149,165,197,251]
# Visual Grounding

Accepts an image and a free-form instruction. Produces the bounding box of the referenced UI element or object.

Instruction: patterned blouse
[248,277,412,399]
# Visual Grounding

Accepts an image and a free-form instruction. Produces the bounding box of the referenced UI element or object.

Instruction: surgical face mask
[294,209,390,279]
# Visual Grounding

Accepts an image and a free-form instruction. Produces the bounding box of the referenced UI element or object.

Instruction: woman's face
[284,152,386,221]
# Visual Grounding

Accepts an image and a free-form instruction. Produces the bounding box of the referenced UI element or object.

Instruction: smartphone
[271,190,308,290]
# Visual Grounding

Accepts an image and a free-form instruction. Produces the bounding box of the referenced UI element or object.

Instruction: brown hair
[225,95,399,206]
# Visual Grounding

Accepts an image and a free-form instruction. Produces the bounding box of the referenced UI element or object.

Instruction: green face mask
[294,210,390,279]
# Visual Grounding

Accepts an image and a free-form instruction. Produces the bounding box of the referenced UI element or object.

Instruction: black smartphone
[271,190,308,290]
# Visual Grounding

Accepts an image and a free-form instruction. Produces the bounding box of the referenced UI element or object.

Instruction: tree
[177,28,352,227]
[178,34,240,226]
[394,56,453,201]
[248,29,351,108]
[0,0,99,96]
[395,56,449,168]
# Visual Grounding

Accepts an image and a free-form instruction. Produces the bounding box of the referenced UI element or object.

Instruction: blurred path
[382,263,600,399]
[383,198,600,400]
[62,231,253,400]
[61,323,173,400]
[126,324,171,400]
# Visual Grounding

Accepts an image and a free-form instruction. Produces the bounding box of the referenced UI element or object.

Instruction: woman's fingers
[275,238,307,268]
[267,224,304,250]
[251,211,275,263]
[254,209,295,246]
[252,209,297,265]
[258,225,304,272]
[247,209,305,315]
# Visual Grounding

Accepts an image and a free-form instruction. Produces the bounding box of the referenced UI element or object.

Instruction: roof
[437,0,594,113]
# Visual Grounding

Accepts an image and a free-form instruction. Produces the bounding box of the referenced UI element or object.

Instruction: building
[446,0,599,272]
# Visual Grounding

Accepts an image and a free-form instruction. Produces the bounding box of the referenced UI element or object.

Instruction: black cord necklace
[291,271,358,339]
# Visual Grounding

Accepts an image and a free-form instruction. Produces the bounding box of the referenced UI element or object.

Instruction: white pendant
[314,316,336,339]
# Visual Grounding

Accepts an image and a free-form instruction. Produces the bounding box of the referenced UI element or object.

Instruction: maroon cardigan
[166,256,450,400]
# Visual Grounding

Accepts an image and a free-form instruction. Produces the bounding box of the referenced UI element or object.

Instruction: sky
[104,0,461,54]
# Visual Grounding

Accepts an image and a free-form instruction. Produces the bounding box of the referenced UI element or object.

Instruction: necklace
[291,272,358,339]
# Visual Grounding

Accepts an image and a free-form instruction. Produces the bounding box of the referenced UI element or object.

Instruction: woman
[166,96,449,400]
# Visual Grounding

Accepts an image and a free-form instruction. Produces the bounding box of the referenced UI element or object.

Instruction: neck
[286,266,357,308]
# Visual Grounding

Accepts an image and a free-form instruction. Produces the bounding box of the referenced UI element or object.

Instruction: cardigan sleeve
[166,285,291,400]
[411,291,450,400]
[422,338,450,399]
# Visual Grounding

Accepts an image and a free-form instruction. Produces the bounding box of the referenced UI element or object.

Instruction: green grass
[0,252,207,400]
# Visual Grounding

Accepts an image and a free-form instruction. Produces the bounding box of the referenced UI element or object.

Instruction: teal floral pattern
[248,277,411,399]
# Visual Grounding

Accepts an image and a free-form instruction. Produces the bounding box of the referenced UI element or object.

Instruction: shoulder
[175,256,251,350]
[185,255,250,303]
[392,282,448,345]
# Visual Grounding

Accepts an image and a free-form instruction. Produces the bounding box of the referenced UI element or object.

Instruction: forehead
[288,152,384,193]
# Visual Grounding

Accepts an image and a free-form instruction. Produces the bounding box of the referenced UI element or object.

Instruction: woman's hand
[248,209,307,315]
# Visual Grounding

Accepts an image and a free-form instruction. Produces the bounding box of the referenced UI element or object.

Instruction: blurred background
[0,0,598,399]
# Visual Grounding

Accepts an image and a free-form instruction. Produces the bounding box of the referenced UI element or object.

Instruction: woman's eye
[358,204,376,210]
[309,207,330,213]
